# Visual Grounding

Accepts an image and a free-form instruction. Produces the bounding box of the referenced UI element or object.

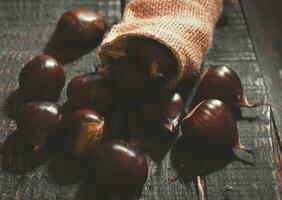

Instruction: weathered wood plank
[240,0,282,151]
[271,111,282,196]
[203,0,281,199]
[206,104,280,199]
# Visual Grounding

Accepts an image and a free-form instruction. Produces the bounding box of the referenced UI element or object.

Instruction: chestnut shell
[181,99,238,150]
[196,65,243,106]
[57,9,107,45]
[92,140,148,198]
[140,92,185,133]
[65,109,105,158]
[67,72,113,113]
[19,55,65,101]
[17,102,62,151]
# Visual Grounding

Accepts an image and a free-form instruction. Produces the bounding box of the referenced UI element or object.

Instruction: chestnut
[92,140,148,198]
[181,99,247,151]
[139,92,185,133]
[17,102,62,152]
[57,9,107,45]
[65,109,105,158]
[195,65,262,108]
[67,72,113,113]
[19,55,65,101]
[127,38,179,90]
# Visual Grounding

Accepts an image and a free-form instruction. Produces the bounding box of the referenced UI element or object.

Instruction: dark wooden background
[0,0,281,199]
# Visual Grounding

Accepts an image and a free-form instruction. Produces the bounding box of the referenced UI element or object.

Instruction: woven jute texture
[99,0,223,88]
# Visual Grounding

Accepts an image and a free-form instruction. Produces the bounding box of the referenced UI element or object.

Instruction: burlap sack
[98,0,223,88]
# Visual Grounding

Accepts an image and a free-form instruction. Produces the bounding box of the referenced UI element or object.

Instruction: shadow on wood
[0,130,48,174]
[216,0,229,28]
[130,123,176,163]
[75,179,110,200]
[216,13,228,28]
[231,107,260,122]
[3,89,32,119]
[44,29,102,64]
[48,151,90,185]
[46,114,90,185]
[190,97,260,122]
[75,178,141,200]
[100,104,131,143]
[60,101,78,117]
[3,88,65,120]
[170,136,253,183]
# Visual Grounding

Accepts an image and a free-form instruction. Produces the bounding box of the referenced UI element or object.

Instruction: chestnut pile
[4,8,262,200]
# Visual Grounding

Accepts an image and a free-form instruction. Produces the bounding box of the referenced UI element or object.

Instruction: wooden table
[0,0,281,199]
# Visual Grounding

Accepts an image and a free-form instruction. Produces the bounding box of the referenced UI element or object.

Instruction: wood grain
[0,1,120,199]
[240,0,282,149]
[203,0,281,199]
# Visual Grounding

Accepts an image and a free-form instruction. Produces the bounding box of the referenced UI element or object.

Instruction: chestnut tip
[163,118,178,133]
[33,145,43,153]
[16,101,63,151]
[234,94,264,108]
[181,99,240,151]
[196,65,263,110]
[234,140,253,153]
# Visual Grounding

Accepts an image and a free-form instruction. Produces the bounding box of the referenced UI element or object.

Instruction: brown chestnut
[106,39,179,101]
[92,140,148,198]
[19,55,65,101]
[181,99,247,151]
[195,65,262,108]
[57,9,107,45]
[67,72,113,113]
[17,102,62,152]
[127,38,178,90]
[65,109,105,158]
[138,92,184,133]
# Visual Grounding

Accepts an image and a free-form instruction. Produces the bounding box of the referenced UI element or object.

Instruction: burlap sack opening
[99,0,223,89]
[99,33,182,88]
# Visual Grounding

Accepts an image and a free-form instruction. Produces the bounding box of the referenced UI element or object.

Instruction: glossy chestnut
[17,102,62,152]
[195,65,262,108]
[140,92,185,133]
[108,39,179,101]
[92,140,148,198]
[57,9,107,45]
[67,72,113,113]
[181,99,246,150]
[19,55,65,101]
[127,38,178,90]
[65,109,105,158]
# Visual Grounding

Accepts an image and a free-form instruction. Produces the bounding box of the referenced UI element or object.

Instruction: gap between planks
[270,109,282,196]
[239,0,282,195]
